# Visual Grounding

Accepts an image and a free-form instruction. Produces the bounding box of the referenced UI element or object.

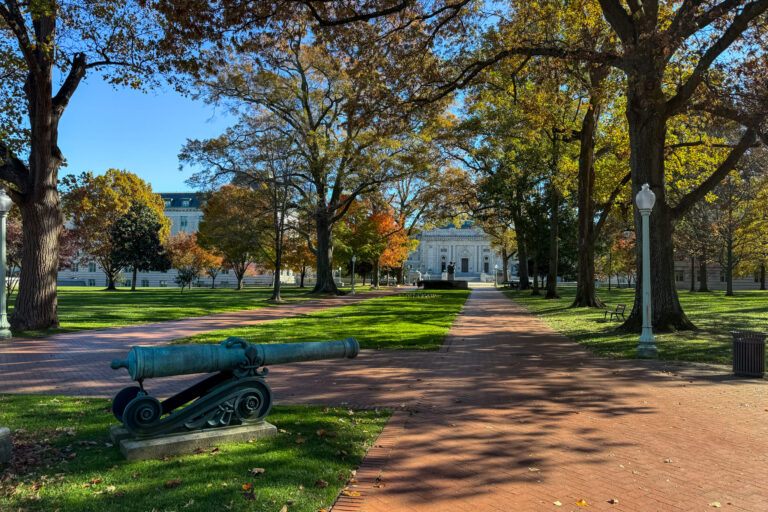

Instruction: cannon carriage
[110,337,359,438]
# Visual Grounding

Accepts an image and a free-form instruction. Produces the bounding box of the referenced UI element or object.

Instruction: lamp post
[636,183,657,358]
[0,190,12,339]
[494,264,499,287]
[350,255,356,295]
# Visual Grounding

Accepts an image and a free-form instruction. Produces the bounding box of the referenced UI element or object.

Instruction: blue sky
[58,78,236,193]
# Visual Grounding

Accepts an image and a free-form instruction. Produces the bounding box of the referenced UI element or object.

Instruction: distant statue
[447,261,456,281]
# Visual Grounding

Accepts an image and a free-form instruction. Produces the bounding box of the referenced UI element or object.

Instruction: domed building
[405,222,515,282]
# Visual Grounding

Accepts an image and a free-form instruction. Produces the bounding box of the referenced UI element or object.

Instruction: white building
[405,222,514,282]
[57,192,296,288]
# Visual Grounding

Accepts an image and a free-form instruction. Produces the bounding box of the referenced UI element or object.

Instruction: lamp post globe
[636,183,657,358]
[0,190,12,339]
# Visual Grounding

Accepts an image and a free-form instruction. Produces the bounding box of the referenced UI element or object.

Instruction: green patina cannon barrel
[110,337,360,437]
[111,337,360,380]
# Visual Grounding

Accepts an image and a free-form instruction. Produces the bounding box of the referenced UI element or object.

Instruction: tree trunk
[698,260,709,292]
[545,186,560,300]
[501,248,510,282]
[211,275,216,289]
[689,256,695,292]
[236,272,244,290]
[620,83,694,332]
[761,263,765,290]
[572,74,606,308]
[531,259,540,296]
[725,237,734,297]
[372,259,380,288]
[131,267,137,291]
[106,274,117,290]
[311,212,340,295]
[518,243,530,289]
[299,266,306,288]
[270,247,283,302]
[12,193,62,330]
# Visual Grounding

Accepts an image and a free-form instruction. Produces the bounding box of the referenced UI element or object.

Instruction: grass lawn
[11,286,352,338]
[175,289,471,350]
[0,394,389,512]
[507,286,768,365]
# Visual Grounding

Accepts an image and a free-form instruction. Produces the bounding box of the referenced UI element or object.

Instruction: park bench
[604,304,626,321]
[500,280,519,289]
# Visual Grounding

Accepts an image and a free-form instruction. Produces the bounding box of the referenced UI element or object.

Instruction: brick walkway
[0,288,403,396]
[2,286,767,511]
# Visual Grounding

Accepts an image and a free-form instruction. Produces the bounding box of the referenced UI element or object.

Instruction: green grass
[507,286,768,364]
[11,286,349,338]
[175,289,471,350]
[0,394,389,512]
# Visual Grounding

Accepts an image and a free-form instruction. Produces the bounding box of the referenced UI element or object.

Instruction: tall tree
[186,20,445,295]
[110,202,172,291]
[0,0,163,329]
[196,186,265,291]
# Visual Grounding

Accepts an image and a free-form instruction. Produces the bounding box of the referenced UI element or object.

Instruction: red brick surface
[326,288,768,512]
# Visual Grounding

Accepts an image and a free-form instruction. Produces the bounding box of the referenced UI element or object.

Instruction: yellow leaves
[242,483,253,491]
[553,501,562,506]
[709,502,722,508]
[341,490,361,497]
[575,499,589,507]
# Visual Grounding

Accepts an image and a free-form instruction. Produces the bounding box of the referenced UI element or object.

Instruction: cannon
[110,337,359,437]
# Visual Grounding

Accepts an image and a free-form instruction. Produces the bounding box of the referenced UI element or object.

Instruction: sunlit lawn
[0,394,388,512]
[508,287,768,365]
[176,289,470,350]
[11,286,358,338]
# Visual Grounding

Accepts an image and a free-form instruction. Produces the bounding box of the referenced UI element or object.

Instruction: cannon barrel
[111,337,360,381]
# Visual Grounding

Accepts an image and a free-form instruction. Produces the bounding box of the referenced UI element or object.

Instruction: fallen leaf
[286,499,295,505]
[553,501,562,507]
[664,458,673,463]
[575,499,589,507]
[316,429,327,436]
[314,479,329,488]
[111,490,126,498]
[279,506,287,512]
[210,447,220,455]
[242,483,253,491]
[165,478,182,488]
[349,478,358,483]
[528,467,540,472]
[106,485,115,492]
[608,498,619,504]
[132,473,140,479]
[91,478,102,484]
[224,500,234,510]
[250,467,266,476]
[183,499,195,507]
[709,502,722,508]
[342,490,361,497]
[295,438,306,444]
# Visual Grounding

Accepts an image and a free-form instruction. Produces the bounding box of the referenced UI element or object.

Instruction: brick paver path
[2,286,767,511]
[0,288,403,396]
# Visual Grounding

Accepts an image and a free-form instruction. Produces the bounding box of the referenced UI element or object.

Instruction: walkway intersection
[1,287,767,511]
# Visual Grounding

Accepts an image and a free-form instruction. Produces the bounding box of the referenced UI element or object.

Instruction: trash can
[731,331,766,378]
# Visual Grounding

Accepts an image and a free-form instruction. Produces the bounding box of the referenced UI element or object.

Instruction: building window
[180,216,188,230]
[484,262,489,273]
[159,280,167,287]
[164,199,172,207]
[87,279,96,287]
[675,270,684,282]
[141,279,149,287]
[221,269,229,274]
[181,199,191,207]
[72,263,79,272]
[88,262,97,273]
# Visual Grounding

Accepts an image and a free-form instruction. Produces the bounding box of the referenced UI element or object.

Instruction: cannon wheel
[123,395,162,430]
[112,386,142,421]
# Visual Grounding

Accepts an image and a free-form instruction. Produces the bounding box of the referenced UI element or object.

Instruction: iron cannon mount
[110,337,359,438]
